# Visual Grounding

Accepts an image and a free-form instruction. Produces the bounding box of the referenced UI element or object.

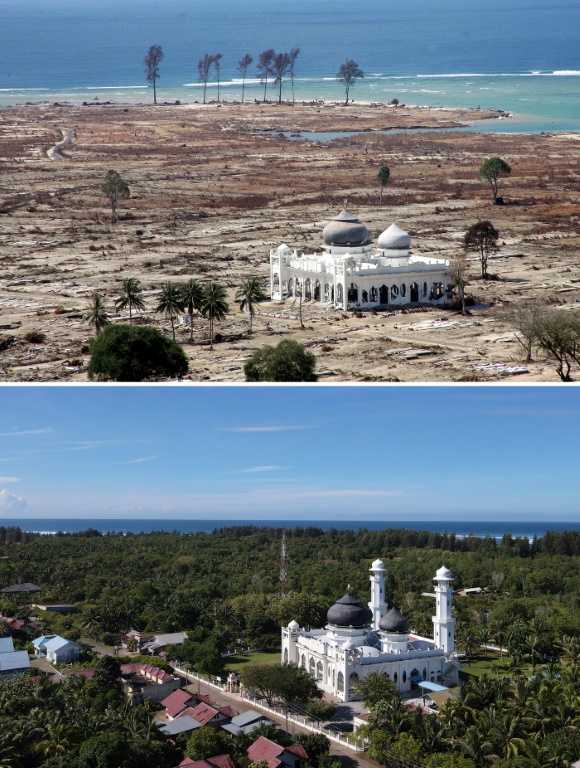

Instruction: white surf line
[47,126,75,160]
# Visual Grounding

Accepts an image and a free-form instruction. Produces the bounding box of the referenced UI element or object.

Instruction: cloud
[237,466,288,473]
[221,425,310,433]
[293,489,403,498]
[0,477,20,483]
[0,428,51,438]
[0,489,27,514]
[114,455,159,465]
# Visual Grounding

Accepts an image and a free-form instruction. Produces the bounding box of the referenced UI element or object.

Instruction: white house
[33,635,80,664]
[270,208,451,311]
[281,560,459,702]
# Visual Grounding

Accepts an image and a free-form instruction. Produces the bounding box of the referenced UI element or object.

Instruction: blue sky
[0,385,578,522]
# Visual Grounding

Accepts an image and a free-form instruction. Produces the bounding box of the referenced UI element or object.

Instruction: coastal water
[4,519,580,539]
[2,0,580,132]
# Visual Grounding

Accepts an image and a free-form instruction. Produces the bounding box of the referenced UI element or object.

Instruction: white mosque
[281,560,459,702]
[270,207,451,311]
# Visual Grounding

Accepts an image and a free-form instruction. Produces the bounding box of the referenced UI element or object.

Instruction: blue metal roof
[418,680,449,693]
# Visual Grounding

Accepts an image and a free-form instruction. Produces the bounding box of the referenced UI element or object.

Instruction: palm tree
[84,293,110,336]
[235,278,267,333]
[202,282,229,350]
[115,277,145,324]
[156,282,185,341]
[181,278,204,342]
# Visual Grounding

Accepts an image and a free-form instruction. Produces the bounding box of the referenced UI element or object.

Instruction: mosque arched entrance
[379,285,389,305]
[410,282,419,303]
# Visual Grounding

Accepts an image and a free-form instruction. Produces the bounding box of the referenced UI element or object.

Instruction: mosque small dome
[371,559,385,571]
[379,606,410,634]
[377,223,411,250]
[288,620,299,630]
[322,209,371,246]
[435,566,453,581]
[327,592,373,628]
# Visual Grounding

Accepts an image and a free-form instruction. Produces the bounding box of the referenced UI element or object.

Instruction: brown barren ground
[0,100,579,382]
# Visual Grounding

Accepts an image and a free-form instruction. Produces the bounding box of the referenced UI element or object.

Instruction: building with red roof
[246,737,308,768]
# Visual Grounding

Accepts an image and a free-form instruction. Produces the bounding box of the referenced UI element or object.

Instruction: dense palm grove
[2,525,580,767]
[358,664,580,768]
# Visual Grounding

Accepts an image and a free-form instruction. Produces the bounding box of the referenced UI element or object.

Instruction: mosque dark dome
[379,607,410,634]
[327,592,373,627]
[322,209,371,247]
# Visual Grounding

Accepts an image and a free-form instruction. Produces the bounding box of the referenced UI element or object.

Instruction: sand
[0,100,579,382]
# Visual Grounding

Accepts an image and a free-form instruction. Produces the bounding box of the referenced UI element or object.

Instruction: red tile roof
[286,745,309,760]
[162,688,194,718]
[178,755,234,768]
[177,706,199,720]
[247,736,285,768]
[188,702,222,725]
[218,705,235,718]
[208,755,235,768]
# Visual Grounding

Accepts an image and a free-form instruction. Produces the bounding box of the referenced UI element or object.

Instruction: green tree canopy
[477,156,511,203]
[88,324,188,381]
[377,165,390,203]
[463,220,499,280]
[336,59,364,105]
[355,671,399,709]
[100,170,130,223]
[185,726,232,761]
[235,278,267,334]
[144,45,164,105]
[244,339,317,382]
[84,293,110,337]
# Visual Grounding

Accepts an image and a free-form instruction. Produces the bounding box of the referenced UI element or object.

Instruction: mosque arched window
[362,290,368,303]
[423,282,428,297]
[393,672,398,684]
[304,278,312,300]
[336,284,343,302]
[316,661,323,680]
[273,273,280,289]
[402,671,407,684]
[337,672,344,692]
[300,654,306,669]
[324,283,330,301]
[391,285,399,300]
[348,283,359,303]
[400,283,406,298]
[379,285,389,305]
[410,283,419,302]
[370,286,378,302]
[309,657,315,677]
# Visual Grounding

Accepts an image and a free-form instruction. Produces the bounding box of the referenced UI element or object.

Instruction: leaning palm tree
[201,282,229,350]
[235,277,267,334]
[155,282,185,341]
[181,278,205,342]
[115,277,145,324]
[84,293,110,336]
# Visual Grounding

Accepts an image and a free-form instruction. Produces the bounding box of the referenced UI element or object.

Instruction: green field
[459,650,533,680]
[223,651,281,675]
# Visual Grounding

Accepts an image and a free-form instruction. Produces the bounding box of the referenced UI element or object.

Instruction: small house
[32,635,80,664]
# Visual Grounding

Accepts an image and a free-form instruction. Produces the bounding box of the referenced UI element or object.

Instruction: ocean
[4,518,580,539]
[2,0,580,132]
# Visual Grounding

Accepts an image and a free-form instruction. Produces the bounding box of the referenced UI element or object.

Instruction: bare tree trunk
[153,79,157,105]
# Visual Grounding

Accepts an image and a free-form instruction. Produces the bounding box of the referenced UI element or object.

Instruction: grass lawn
[459,651,533,680]
[224,651,280,675]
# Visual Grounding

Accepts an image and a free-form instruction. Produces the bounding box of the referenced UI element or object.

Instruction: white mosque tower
[368,558,388,631]
[432,566,456,653]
